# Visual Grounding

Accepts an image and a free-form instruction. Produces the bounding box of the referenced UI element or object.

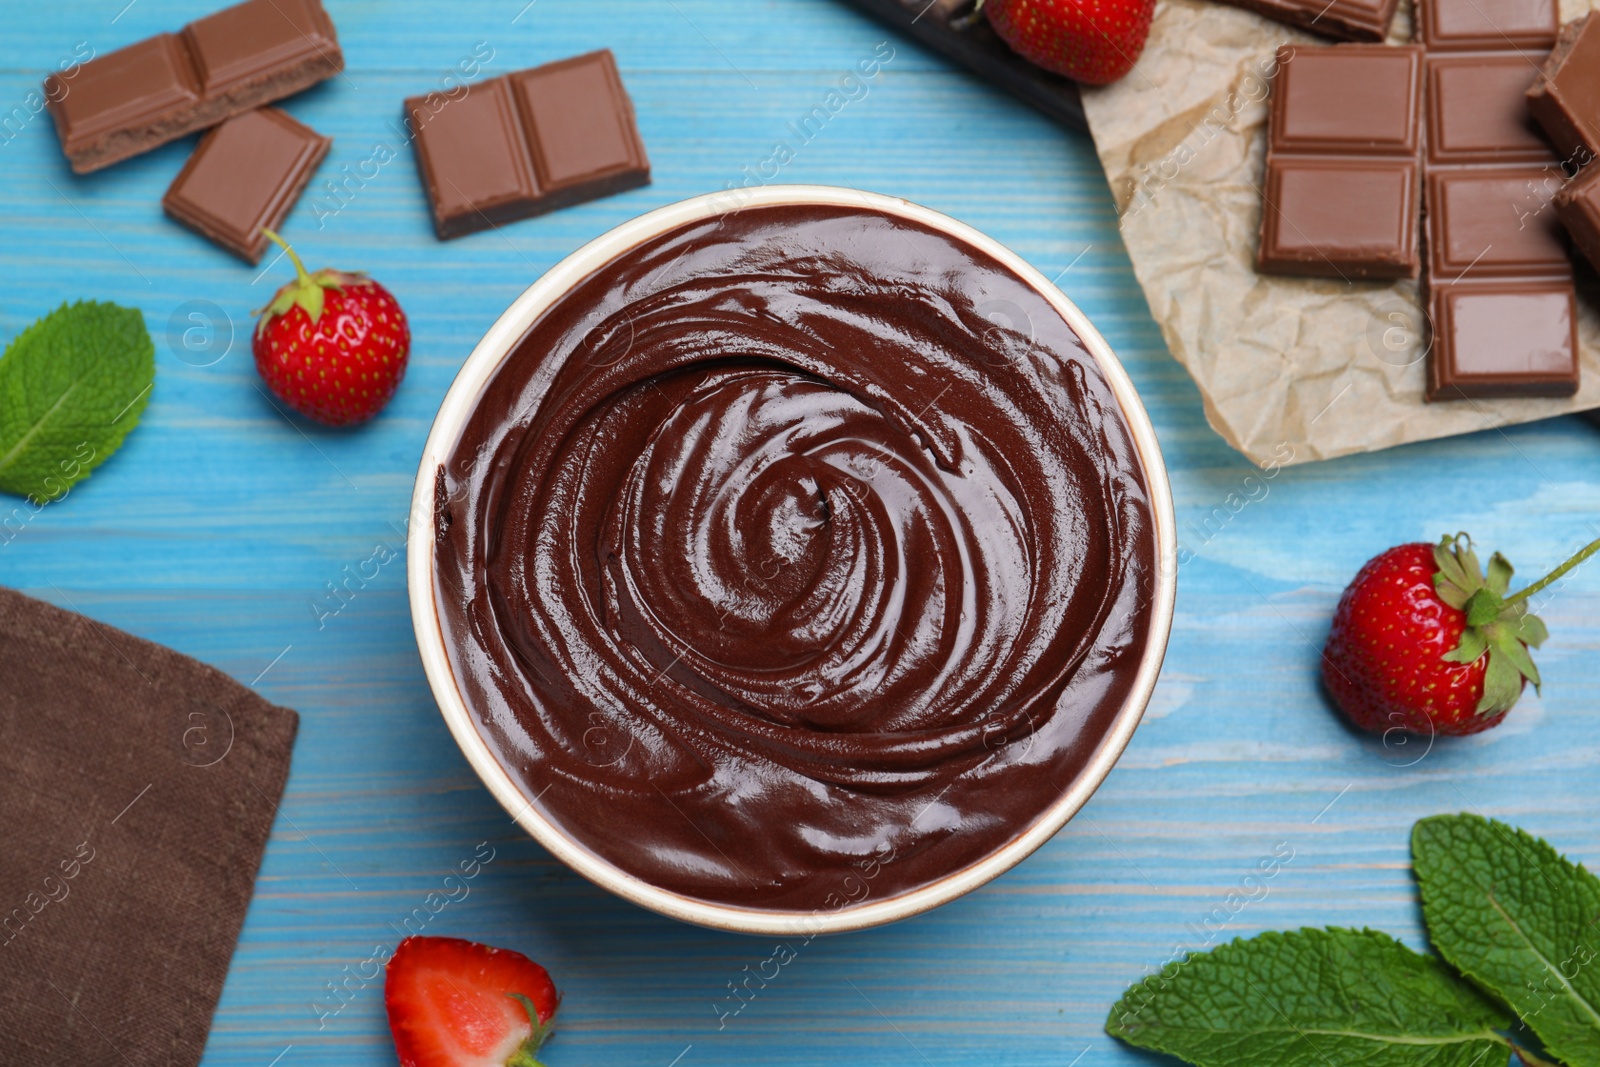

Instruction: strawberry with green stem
[252,229,409,426]
[1322,532,1600,736]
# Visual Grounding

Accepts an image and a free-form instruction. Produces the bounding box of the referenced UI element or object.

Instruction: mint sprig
[0,301,153,502]
[1108,927,1513,1066]
[1415,815,1600,1067]
[1109,816,1599,1066]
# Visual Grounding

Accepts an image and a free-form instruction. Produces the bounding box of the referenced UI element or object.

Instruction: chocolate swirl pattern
[435,204,1157,911]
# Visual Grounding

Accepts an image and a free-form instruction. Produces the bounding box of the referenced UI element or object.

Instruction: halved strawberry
[384,936,561,1067]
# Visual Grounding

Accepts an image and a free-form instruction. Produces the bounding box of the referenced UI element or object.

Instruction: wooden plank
[0,2,1596,1066]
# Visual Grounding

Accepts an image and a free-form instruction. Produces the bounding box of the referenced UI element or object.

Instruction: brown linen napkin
[0,586,298,1067]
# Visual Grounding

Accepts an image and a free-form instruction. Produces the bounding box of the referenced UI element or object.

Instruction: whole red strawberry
[385,936,560,1067]
[1322,534,1556,737]
[253,229,409,426]
[982,0,1157,85]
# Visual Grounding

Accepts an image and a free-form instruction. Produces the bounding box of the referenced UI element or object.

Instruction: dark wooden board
[838,0,1088,131]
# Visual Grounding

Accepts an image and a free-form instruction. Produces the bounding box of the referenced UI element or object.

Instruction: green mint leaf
[1414,814,1600,1067]
[0,301,154,502]
[1106,927,1512,1067]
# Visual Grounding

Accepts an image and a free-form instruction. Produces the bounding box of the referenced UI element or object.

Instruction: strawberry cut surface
[385,936,560,1067]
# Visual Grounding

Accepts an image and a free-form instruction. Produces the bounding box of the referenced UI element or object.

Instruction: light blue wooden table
[5,2,1598,1064]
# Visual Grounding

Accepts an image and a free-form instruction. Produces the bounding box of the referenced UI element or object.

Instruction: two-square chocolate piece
[45,0,341,174]
[407,50,650,240]
[162,108,330,263]
[1259,45,1423,279]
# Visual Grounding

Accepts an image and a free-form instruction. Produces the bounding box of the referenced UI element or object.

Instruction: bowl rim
[406,184,1178,936]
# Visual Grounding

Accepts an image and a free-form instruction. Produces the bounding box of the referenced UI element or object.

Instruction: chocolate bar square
[1416,0,1558,52]
[162,108,330,263]
[1527,14,1600,164]
[508,53,651,200]
[1425,169,1571,280]
[1427,282,1579,397]
[183,0,341,99]
[1258,45,1423,279]
[1555,164,1600,272]
[408,79,539,236]
[44,0,342,174]
[407,50,650,240]
[1261,159,1420,276]
[1269,46,1423,153]
[1426,55,1553,165]
[47,35,201,160]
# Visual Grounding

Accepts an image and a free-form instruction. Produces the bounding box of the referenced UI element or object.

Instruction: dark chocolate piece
[1527,14,1600,165]
[45,0,341,175]
[407,50,649,240]
[162,108,330,263]
[1258,45,1423,278]
[1213,0,1398,42]
[1416,0,1558,52]
[833,0,1084,131]
[1555,163,1600,272]
[1426,54,1552,165]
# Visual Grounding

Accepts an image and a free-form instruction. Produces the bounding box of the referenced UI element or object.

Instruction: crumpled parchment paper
[1081,0,1600,466]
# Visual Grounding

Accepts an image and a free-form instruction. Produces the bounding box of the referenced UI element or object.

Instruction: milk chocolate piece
[1426,54,1552,165]
[1555,163,1600,271]
[1416,0,1558,52]
[1214,0,1398,41]
[45,0,341,174]
[162,108,330,263]
[1258,45,1423,278]
[1414,0,1578,400]
[1427,282,1579,396]
[1260,159,1420,275]
[407,50,649,240]
[1423,167,1576,400]
[1426,169,1571,279]
[1527,14,1600,165]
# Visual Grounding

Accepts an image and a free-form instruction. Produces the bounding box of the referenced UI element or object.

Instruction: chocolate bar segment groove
[45,0,342,174]
[162,108,331,263]
[408,50,650,240]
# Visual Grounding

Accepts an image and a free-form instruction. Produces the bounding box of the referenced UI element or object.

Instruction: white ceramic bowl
[408,185,1177,936]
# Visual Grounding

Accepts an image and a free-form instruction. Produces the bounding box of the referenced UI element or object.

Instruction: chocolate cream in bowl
[433,203,1157,912]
